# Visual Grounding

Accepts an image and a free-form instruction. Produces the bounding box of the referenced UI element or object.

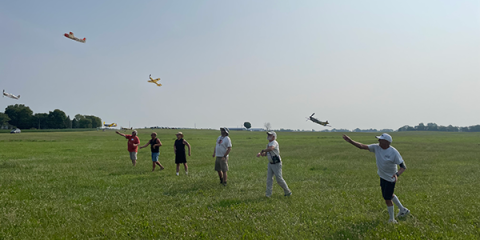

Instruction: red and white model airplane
[64,32,86,43]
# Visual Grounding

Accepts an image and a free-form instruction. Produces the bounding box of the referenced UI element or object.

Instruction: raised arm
[116,131,126,137]
[342,134,369,150]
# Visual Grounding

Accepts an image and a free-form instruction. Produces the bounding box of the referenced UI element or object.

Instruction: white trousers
[266,162,291,196]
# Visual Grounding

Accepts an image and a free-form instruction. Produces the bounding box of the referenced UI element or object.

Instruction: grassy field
[0,129,479,239]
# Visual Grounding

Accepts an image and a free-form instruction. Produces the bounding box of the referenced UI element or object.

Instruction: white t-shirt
[368,144,404,182]
[215,136,232,157]
[267,140,281,162]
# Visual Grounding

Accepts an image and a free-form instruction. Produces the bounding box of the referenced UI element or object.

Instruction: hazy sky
[1,1,479,131]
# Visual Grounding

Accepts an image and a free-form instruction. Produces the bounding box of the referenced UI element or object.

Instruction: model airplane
[104,122,117,128]
[121,127,133,131]
[148,74,162,87]
[3,90,20,99]
[306,113,330,127]
[64,32,86,43]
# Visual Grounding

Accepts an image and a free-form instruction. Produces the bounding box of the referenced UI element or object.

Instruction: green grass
[0,130,479,239]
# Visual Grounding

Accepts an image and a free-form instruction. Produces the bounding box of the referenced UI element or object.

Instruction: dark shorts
[380,178,396,200]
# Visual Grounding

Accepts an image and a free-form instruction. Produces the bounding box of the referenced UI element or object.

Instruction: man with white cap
[342,133,410,223]
[213,127,232,186]
[257,131,292,197]
[116,130,140,166]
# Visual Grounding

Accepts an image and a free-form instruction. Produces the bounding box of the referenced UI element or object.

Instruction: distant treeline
[0,104,101,130]
[319,128,394,133]
[397,123,480,132]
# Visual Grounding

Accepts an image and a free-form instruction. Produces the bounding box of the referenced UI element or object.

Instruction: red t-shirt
[125,135,140,152]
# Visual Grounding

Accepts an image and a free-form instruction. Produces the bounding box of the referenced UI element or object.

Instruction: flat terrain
[0,130,479,239]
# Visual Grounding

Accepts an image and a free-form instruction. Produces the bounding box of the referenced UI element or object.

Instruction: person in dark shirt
[174,132,191,176]
[139,132,165,171]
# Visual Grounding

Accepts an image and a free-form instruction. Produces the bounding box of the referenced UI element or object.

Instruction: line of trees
[398,123,480,132]
[1,104,102,129]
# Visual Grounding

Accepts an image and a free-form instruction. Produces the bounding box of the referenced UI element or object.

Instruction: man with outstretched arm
[116,130,140,166]
[343,133,410,223]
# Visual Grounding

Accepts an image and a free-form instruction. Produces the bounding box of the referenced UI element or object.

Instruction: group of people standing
[115,130,190,175]
[116,128,410,223]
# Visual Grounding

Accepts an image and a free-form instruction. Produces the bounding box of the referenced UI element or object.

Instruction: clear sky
[1,1,479,130]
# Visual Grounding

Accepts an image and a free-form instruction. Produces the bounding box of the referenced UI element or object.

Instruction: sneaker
[397,208,410,218]
[176,172,179,176]
[222,182,227,186]
[220,178,223,184]
[388,219,398,224]
[185,172,188,175]
[284,191,292,197]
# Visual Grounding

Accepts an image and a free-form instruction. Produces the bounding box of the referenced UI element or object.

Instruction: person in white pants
[257,131,292,197]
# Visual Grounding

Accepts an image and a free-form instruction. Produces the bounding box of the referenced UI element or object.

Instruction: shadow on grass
[326,219,382,239]
[0,161,19,168]
[212,196,270,208]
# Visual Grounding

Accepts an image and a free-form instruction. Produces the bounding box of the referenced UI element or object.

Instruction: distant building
[249,128,265,132]
[228,128,247,131]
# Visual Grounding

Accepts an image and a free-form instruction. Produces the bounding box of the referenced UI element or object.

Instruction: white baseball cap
[376,133,392,143]
[267,131,277,138]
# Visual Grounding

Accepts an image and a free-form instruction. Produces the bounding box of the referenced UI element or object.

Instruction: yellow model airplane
[104,122,117,128]
[148,74,162,87]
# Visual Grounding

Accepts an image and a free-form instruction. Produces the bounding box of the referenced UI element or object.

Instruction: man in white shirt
[213,127,232,186]
[343,133,410,223]
[257,131,292,197]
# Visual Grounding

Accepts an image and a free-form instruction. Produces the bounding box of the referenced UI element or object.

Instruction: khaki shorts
[215,157,228,172]
[129,152,137,161]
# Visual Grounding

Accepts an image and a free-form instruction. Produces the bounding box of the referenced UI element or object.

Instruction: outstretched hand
[342,134,352,142]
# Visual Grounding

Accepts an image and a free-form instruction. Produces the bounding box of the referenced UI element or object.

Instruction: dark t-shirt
[175,139,185,153]
[150,138,160,153]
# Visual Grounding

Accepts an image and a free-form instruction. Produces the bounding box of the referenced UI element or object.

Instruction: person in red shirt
[116,130,140,166]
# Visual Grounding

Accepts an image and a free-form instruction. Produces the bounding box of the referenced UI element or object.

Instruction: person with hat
[213,127,232,185]
[342,133,410,223]
[139,132,165,171]
[115,130,140,166]
[174,132,191,176]
[256,131,292,197]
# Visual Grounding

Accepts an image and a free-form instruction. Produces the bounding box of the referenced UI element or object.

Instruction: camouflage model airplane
[306,113,330,127]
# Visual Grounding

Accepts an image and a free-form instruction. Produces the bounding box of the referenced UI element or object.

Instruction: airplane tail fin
[64,33,69,37]
[17,95,20,98]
